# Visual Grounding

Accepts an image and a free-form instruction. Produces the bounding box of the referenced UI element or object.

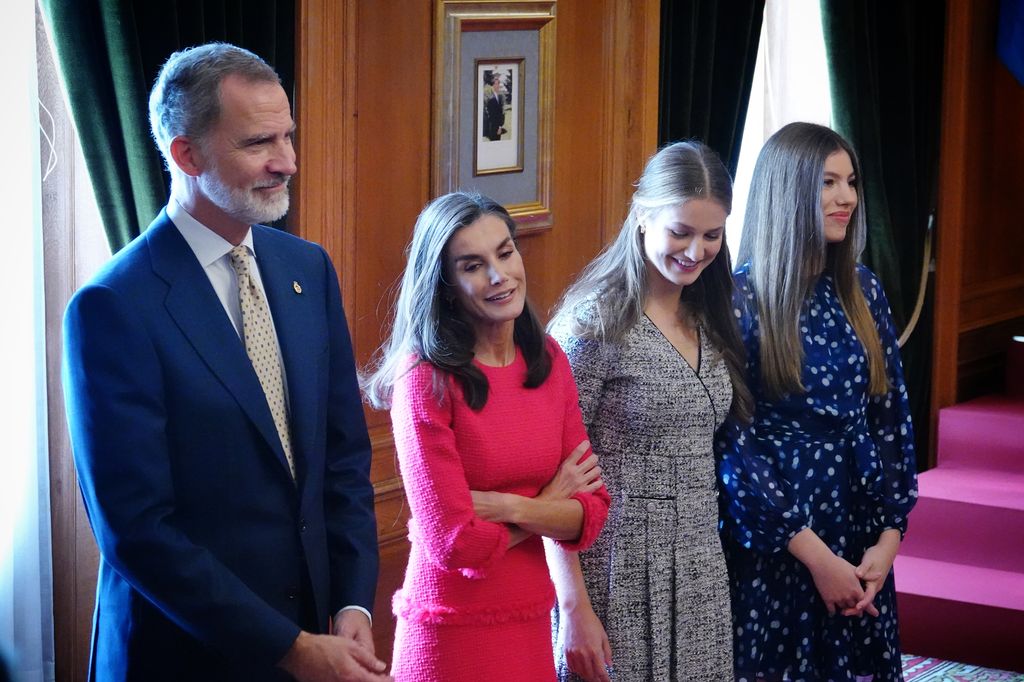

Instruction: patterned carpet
[903,655,1024,681]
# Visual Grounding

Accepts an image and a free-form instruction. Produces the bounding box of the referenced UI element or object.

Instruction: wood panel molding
[931,0,971,419]
[599,0,661,243]
[373,478,412,544]
[961,273,1024,301]
[960,278,1024,332]
[960,271,1024,332]
[295,0,404,654]
[368,426,397,479]
[293,0,357,308]
[955,315,1024,403]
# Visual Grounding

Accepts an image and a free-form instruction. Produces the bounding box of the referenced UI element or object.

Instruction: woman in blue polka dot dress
[716,122,918,681]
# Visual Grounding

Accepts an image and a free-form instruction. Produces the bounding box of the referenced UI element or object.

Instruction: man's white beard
[198,169,291,226]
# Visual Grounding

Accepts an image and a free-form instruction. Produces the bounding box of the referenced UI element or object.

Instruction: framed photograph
[474,58,524,175]
[433,1,556,233]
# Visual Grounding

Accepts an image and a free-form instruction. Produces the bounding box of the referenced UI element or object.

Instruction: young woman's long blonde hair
[550,140,752,421]
[737,122,888,398]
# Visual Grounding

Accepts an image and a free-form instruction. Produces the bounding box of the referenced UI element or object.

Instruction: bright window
[0,2,54,680]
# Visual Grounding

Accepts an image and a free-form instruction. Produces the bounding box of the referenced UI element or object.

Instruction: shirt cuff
[333,605,373,629]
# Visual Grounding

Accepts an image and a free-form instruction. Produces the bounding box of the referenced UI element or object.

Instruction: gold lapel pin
[292,281,303,294]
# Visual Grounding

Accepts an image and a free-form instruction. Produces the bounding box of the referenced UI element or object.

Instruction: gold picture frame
[433,1,556,233]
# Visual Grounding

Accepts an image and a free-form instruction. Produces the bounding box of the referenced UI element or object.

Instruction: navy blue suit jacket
[62,211,378,681]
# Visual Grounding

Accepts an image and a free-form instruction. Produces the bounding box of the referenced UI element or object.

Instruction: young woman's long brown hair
[736,122,888,398]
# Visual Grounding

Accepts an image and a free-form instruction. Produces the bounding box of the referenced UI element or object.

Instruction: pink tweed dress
[389,338,609,681]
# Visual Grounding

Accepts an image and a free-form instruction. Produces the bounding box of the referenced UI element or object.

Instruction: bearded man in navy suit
[62,43,389,682]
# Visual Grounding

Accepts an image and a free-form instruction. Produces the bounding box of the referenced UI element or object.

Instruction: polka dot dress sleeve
[716,269,810,553]
[391,362,510,579]
[549,338,610,552]
[859,266,919,537]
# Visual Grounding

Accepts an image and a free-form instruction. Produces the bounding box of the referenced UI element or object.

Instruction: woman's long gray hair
[549,140,752,421]
[737,122,887,398]
[363,191,550,410]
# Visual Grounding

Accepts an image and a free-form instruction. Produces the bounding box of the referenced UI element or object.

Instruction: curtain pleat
[821,0,946,466]
[659,0,767,175]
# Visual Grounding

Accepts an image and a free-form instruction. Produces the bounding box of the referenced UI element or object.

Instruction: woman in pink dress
[364,192,610,681]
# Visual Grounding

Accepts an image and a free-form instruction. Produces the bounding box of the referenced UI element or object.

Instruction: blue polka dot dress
[716,263,918,682]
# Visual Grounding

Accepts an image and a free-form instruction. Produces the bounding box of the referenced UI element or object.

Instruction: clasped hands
[278,609,392,682]
[808,529,901,618]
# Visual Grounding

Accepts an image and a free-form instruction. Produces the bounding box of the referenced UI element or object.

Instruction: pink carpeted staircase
[896,338,1024,673]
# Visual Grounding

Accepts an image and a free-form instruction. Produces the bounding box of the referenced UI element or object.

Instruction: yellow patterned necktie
[229,245,296,480]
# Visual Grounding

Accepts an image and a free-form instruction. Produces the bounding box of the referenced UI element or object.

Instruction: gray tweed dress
[551,313,734,681]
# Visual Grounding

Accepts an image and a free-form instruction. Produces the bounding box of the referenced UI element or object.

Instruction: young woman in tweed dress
[547,141,752,681]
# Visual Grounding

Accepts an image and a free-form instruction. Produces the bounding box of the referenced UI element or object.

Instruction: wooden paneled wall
[931,0,1024,460]
[293,0,660,660]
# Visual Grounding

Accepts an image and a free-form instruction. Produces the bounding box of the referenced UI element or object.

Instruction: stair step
[895,555,1024,610]
[936,396,1024,471]
[913,466,1024,511]
[895,555,1024,672]
[901,467,1024,572]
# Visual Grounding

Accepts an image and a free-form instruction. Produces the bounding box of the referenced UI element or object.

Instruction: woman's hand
[539,440,602,501]
[808,553,869,616]
[558,603,612,682]
[843,529,900,616]
[788,528,868,617]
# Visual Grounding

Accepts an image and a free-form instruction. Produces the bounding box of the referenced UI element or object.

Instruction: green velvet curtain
[821,1,946,466]
[659,0,766,175]
[40,0,295,253]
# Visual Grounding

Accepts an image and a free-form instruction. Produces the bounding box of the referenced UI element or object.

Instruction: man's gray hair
[148,42,280,163]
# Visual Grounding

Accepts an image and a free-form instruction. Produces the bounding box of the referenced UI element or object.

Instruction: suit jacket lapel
[146,212,294,481]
